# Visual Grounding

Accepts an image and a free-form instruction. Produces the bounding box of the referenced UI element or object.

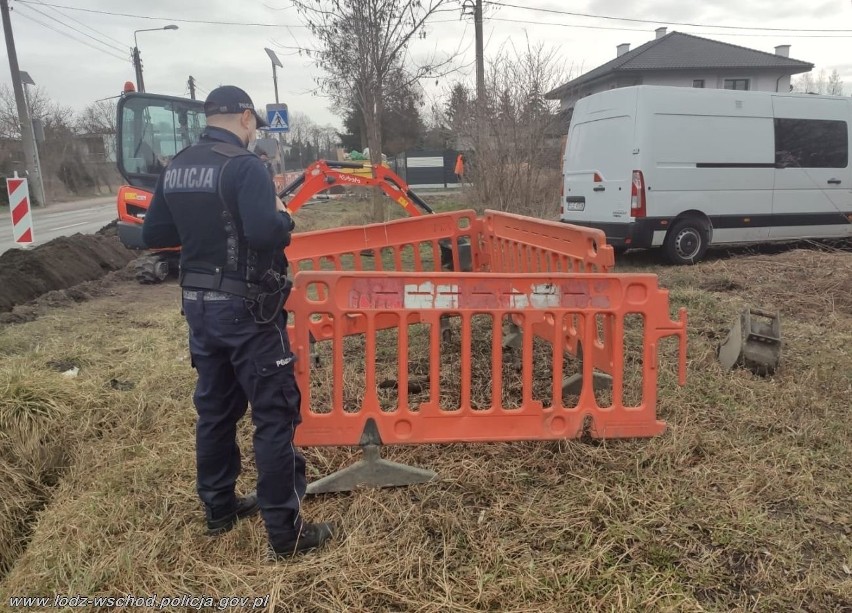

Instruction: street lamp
[264,47,283,104]
[132,25,179,93]
[263,48,285,172]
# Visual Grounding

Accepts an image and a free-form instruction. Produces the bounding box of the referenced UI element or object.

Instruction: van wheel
[664,219,710,264]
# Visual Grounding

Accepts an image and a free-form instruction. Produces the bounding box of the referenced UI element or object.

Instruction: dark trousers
[182,292,305,544]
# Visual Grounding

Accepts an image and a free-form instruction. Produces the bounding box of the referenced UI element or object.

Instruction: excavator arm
[280,160,434,216]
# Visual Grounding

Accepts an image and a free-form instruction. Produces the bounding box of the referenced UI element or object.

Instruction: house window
[775,118,848,168]
[693,79,705,88]
[724,79,750,91]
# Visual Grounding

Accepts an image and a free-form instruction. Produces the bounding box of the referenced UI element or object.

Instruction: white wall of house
[558,70,795,112]
[639,70,792,93]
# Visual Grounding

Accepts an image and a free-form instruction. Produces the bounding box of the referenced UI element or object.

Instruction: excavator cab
[117,92,205,190]
[115,92,204,281]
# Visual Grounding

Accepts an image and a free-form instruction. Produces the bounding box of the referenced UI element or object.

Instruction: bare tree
[0,86,122,199]
[793,71,815,93]
[813,69,828,95]
[292,0,452,220]
[317,124,340,159]
[77,99,117,135]
[0,84,74,140]
[285,111,315,146]
[793,68,842,95]
[458,41,567,219]
[827,69,844,96]
[278,112,341,166]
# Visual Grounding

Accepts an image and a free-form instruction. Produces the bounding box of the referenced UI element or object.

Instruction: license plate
[565,197,585,212]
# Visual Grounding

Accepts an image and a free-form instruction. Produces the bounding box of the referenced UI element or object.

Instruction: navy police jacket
[142,126,293,285]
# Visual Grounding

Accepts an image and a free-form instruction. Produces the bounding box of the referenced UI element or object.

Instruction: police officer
[141,85,335,558]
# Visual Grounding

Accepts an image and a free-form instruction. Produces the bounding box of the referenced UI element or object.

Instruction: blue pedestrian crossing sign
[265,103,289,133]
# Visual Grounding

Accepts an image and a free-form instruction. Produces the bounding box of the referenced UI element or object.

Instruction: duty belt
[182,290,233,301]
[179,270,260,299]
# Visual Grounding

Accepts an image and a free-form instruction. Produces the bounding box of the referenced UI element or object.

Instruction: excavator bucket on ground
[718,308,782,376]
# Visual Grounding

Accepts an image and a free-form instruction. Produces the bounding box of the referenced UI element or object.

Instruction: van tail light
[593,172,603,183]
[631,170,646,218]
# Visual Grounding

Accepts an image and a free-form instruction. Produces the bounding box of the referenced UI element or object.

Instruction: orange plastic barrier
[288,209,613,276]
[289,271,686,446]
[273,174,285,193]
[287,210,663,381]
[288,209,476,275]
[284,212,686,492]
[480,210,614,274]
[288,210,477,341]
[477,211,616,373]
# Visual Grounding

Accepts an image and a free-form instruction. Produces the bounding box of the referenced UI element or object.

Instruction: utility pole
[188,75,196,100]
[474,0,485,107]
[132,47,145,93]
[1,0,46,206]
[462,0,486,108]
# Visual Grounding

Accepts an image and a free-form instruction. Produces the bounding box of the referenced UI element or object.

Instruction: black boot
[206,491,260,536]
[269,522,337,559]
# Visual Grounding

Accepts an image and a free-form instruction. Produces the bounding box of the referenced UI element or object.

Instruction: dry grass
[293,191,464,234]
[0,206,850,611]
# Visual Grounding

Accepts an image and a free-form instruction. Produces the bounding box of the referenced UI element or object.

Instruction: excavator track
[133,254,171,284]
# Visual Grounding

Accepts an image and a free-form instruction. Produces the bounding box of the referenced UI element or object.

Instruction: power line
[15,0,310,28]
[265,42,303,57]
[486,17,852,39]
[17,0,458,30]
[18,2,127,54]
[271,41,320,55]
[269,15,467,55]
[31,0,127,48]
[13,6,127,61]
[282,20,305,50]
[262,2,295,10]
[484,1,852,33]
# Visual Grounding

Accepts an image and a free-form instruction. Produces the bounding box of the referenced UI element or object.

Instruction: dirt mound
[0,265,139,325]
[0,233,136,313]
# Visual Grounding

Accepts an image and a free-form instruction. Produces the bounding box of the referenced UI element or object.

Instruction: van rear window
[774,118,848,169]
[565,116,633,175]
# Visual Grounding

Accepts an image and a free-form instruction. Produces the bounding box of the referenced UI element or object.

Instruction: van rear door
[562,90,636,225]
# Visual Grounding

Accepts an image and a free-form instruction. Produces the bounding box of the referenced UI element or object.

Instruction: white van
[562,85,852,263]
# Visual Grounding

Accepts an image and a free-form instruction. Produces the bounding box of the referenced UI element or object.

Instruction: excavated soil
[0,229,136,314]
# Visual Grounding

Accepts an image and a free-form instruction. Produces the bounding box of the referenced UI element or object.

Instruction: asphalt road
[0,196,116,255]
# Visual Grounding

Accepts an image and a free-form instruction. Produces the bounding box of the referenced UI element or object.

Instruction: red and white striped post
[7,171,34,245]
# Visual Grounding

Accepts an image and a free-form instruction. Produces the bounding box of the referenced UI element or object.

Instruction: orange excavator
[114,89,433,283]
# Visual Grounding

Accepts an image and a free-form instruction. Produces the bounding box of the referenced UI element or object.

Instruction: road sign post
[7,171,34,245]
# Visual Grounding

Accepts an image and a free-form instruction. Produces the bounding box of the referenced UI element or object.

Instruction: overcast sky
[2,0,851,129]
